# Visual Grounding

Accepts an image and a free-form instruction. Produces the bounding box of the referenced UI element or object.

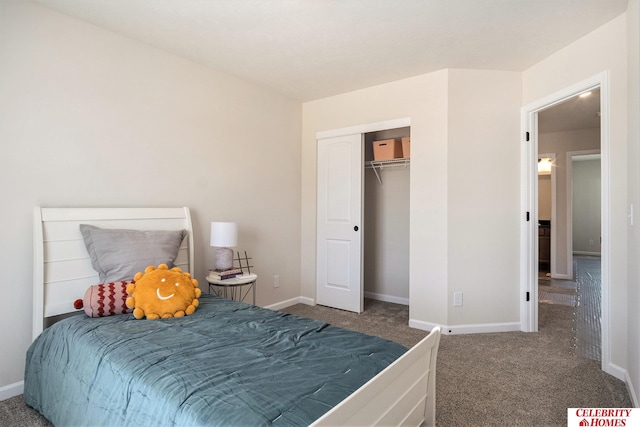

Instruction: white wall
[523,13,629,381]
[301,68,522,332]
[302,71,451,327]
[572,158,601,255]
[626,0,640,407]
[0,1,301,394]
[538,175,552,220]
[446,69,522,328]
[364,166,410,303]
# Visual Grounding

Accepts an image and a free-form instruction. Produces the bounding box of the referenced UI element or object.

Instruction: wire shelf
[366,158,410,185]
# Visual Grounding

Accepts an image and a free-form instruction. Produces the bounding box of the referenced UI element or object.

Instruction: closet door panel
[317,134,363,313]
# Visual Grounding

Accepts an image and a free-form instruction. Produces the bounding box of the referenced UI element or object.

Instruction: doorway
[363,127,411,306]
[521,72,610,373]
[538,88,602,281]
[537,92,602,362]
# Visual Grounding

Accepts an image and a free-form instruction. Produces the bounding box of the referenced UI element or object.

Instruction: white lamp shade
[210,222,238,247]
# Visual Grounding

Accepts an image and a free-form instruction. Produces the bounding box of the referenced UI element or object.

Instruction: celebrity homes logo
[568,408,637,426]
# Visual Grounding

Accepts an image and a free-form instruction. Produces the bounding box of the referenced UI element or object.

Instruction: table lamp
[210,222,238,271]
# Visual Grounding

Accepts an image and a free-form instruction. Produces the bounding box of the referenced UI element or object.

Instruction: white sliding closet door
[316,134,363,313]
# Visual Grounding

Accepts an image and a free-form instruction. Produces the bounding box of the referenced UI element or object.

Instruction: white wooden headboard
[33,207,194,340]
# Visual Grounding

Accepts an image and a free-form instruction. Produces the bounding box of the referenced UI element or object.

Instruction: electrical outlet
[273,275,280,288]
[453,292,463,307]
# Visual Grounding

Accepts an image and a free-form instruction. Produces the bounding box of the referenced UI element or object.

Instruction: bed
[26,207,441,426]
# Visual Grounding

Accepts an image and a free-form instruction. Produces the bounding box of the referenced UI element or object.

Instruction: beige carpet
[282,300,632,426]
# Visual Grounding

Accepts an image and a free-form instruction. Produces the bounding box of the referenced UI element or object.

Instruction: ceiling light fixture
[579,91,592,98]
[538,157,552,175]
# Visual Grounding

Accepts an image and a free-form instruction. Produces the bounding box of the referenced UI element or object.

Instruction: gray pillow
[79,224,187,283]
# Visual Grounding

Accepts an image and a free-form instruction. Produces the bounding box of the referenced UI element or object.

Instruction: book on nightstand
[208,268,242,280]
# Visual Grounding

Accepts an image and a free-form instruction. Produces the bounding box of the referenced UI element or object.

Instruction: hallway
[539,256,601,361]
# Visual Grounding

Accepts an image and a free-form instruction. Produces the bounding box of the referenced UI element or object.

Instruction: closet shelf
[366,158,410,186]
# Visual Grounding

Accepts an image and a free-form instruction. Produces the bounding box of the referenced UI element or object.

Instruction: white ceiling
[539,88,601,134]
[35,0,628,102]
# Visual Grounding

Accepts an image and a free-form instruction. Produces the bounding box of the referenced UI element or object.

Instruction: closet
[363,127,411,305]
[316,119,411,313]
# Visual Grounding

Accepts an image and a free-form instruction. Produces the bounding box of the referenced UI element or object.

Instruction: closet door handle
[354,226,359,231]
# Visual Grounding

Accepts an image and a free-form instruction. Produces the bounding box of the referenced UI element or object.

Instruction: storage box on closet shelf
[368,137,410,185]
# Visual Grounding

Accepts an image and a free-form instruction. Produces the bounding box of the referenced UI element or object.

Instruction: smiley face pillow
[126,264,201,320]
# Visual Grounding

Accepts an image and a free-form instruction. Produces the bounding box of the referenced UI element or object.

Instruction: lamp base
[214,247,234,271]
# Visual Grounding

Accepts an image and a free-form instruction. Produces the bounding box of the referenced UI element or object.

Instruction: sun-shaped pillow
[126,264,200,320]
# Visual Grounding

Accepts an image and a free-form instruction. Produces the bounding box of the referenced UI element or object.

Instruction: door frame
[537,151,557,277]
[520,71,610,374]
[316,118,411,140]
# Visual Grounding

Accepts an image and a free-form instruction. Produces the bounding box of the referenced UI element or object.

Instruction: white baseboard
[364,291,409,306]
[297,296,315,306]
[0,381,23,401]
[410,318,521,335]
[271,293,408,309]
[573,251,601,257]
[550,273,572,280]
[606,364,639,408]
[408,318,441,332]
[625,370,639,408]
[606,361,628,382]
[264,296,315,311]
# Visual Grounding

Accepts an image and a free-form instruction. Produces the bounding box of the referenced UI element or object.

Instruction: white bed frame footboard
[312,326,441,427]
[32,206,440,426]
[33,207,194,340]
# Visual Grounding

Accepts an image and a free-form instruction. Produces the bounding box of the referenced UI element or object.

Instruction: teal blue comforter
[25,295,406,426]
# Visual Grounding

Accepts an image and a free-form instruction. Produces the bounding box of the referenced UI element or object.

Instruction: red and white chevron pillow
[74,281,134,317]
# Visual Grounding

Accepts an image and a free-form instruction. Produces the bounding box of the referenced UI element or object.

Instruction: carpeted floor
[282,300,631,426]
[0,394,51,427]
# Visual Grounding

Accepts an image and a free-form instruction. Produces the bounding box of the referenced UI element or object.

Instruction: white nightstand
[206,273,257,305]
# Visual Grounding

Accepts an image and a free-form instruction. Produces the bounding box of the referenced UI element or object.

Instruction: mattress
[24,295,406,426]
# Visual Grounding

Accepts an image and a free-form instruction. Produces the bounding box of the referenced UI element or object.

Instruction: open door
[316,133,363,313]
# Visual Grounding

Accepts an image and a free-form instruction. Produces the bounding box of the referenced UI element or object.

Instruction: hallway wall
[538,128,600,278]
